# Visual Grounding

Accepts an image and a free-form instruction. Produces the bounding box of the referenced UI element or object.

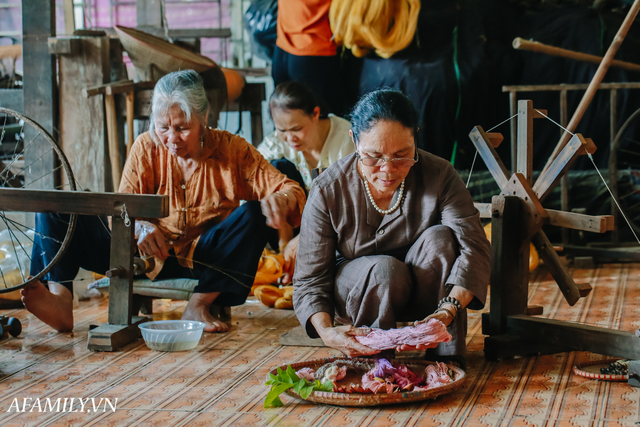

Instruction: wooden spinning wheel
[0,107,169,351]
[471,100,640,360]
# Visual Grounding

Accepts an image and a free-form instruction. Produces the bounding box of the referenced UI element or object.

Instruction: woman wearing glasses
[293,89,491,360]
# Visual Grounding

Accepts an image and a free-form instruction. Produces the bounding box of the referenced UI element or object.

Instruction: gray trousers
[333,225,466,356]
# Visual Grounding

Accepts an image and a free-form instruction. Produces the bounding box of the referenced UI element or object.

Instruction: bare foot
[20,281,73,332]
[181,292,229,333]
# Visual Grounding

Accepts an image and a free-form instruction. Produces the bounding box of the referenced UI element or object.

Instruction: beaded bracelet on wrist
[438,296,463,313]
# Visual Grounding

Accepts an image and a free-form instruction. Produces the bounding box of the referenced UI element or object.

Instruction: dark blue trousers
[272,46,344,116]
[30,201,276,306]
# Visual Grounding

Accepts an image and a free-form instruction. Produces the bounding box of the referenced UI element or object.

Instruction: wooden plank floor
[0,264,639,426]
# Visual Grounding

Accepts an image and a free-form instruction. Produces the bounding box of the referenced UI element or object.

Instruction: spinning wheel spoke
[0,107,77,294]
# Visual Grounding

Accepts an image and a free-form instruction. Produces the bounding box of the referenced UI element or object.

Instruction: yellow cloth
[484,223,539,271]
[329,0,420,58]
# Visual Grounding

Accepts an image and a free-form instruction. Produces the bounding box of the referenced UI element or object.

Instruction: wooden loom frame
[473,99,640,360]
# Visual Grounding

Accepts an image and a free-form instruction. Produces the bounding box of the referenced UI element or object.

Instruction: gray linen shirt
[293,150,491,338]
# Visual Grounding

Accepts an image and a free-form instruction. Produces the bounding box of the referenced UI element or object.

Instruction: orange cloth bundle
[251,249,285,296]
[254,285,294,310]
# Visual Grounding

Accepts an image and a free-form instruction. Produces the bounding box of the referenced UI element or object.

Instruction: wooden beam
[468,126,510,190]
[0,188,169,218]
[547,210,614,233]
[476,202,614,234]
[506,315,640,359]
[513,37,640,73]
[83,80,135,98]
[503,82,640,92]
[533,133,595,202]
[531,230,590,306]
[88,27,232,39]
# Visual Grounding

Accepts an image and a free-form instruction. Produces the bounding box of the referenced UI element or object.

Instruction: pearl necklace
[363,177,405,215]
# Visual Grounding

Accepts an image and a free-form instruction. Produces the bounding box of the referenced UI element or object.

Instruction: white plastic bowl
[139,320,205,351]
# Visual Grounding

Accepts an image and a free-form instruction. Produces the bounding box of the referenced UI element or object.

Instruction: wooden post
[105,94,122,191]
[108,215,135,325]
[62,0,75,35]
[517,100,533,185]
[487,196,529,335]
[137,0,163,28]
[560,90,569,245]
[610,89,620,243]
[57,36,111,192]
[22,0,57,189]
[542,0,640,174]
[126,91,135,156]
[509,91,517,174]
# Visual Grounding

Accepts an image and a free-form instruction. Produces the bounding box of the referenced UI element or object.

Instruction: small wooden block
[526,306,544,316]
[47,37,79,55]
[577,282,592,297]
[533,109,548,118]
[580,138,597,155]
[487,132,504,148]
[87,316,148,351]
[604,215,615,231]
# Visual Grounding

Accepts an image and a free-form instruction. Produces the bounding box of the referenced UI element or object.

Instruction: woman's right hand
[319,325,380,358]
[136,221,170,260]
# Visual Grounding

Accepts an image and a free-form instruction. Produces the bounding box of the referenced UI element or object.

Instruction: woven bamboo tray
[268,357,466,407]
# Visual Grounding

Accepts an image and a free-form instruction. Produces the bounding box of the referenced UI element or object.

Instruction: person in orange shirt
[22,70,306,334]
[273,0,343,115]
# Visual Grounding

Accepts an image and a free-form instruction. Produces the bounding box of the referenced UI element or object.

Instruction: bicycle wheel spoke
[0,213,64,246]
[0,215,26,282]
[22,164,64,188]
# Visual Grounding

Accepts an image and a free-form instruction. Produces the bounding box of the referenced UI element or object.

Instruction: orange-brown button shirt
[276,0,337,56]
[119,128,306,279]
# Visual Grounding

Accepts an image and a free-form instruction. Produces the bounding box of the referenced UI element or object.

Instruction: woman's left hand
[261,191,294,229]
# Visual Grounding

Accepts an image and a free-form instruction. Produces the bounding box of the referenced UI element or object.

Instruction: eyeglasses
[356,149,418,168]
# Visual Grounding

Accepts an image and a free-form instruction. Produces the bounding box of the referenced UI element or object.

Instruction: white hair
[149,69,209,133]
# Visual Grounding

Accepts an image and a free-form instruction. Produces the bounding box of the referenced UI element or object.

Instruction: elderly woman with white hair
[22,70,306,333]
